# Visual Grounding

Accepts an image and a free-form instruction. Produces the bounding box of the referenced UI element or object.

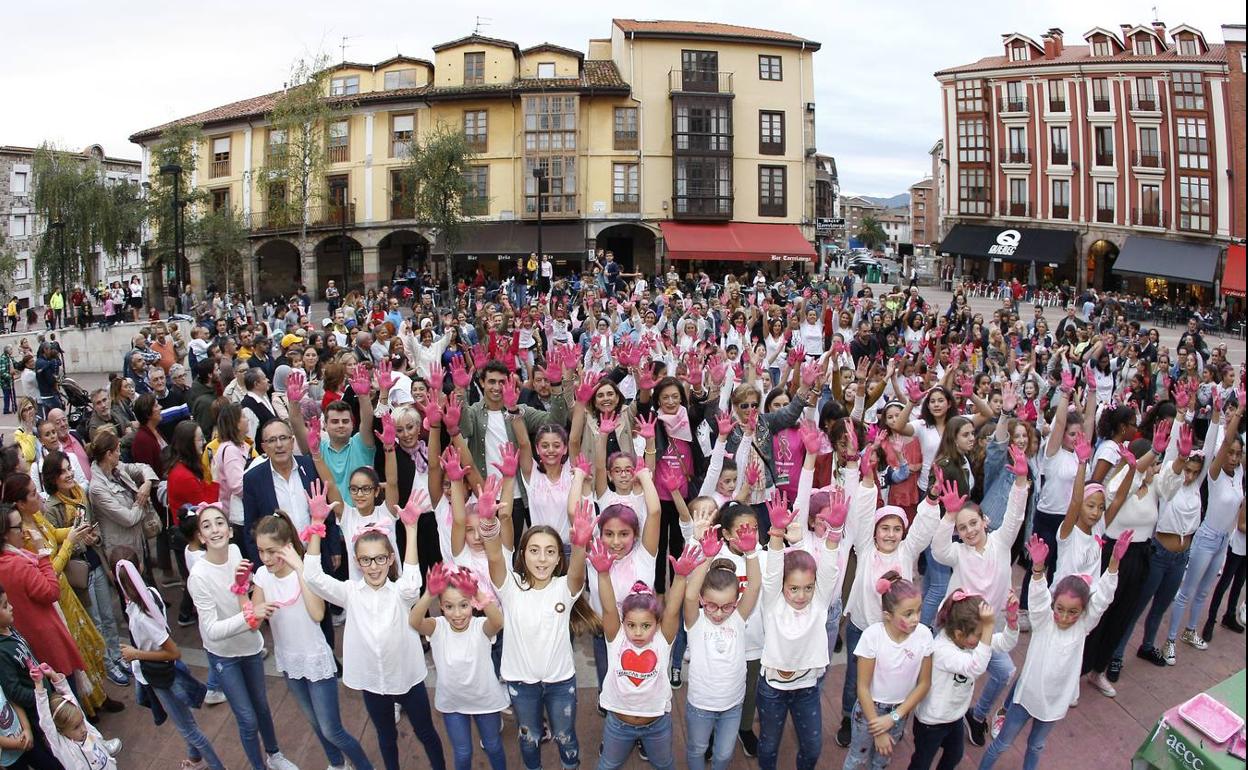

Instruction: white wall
[0,319,192,374]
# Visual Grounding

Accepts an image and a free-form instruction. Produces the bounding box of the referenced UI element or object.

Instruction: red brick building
[935,23,1236,303]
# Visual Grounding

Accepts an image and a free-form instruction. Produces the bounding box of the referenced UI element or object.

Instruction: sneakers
[669,668,683,690]
[1222,614,1246,634]
[394,703,402,723]
[265,751,299,770]
[836,716,852,747]
[965,713,988,747]
[1137,645,1167,667]
[989,709,1006,740]
[1180,629,1209,651]
[177,612,197,628]
[637,740,649,761]
[1088,671,1117,698]
[1162,641,1177,666]
[738,729,759,758]
[102,738,122,757]
[203,689,227,706]
[179,760,207,770]
[106,663,130,686]
[1106,658,1123,683]
[332,612,346,627]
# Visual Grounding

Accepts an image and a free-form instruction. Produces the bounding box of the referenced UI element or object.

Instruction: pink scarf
[657,406,693,442]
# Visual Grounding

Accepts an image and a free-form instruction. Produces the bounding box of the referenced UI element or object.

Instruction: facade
[935,23,1236,300]
[840,194,885,248]
[877,208,911,253]
[1,144,142,306]
[814,153,840,262]
[909,177,936,251]
[1222,25,1245,240]
[129,19,822,299]
[929,139,947,245]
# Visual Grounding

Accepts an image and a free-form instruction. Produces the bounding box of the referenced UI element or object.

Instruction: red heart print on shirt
[620,648,658,687]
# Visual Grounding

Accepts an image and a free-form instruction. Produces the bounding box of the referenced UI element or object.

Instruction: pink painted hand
[800,360,820,388]
[574,375,598,405]
[667,542,705,578]
[451,568,480,601]
[569,499,595,548]
[491,442,519,478]
[350,366,372,396]
[905,378,925,403]
[730,523,759,553]
[450,355,473,390]
[1178,423,1194,456]
[306,415,322,457]
[427,362,444,394]
[843,418,860,459]
[958,375,974,399]
[441,447,467,481]
[597,410,619,435]
[744,461,762,488]
[1120,443,1138,470]
[1060,368,1076,393]
[231,560,252,596]
[798,420,823,454]
[636,413,657,440]
[476,476,502,520]
[1025,533,1048,567]
[308,479,336,523]
[788,346,805,367]
[1005,592,1020,628]
[937,475,969,512]
[858,446,878,480]
[818,486,850,532]
[398,488,429,527]
[426,562,453,597]
[421,395,442,430]
[698,526,723,559]
[443,392,463,436]
[375,359,395,394]
[544,353,563,385]
[636,363,658,391]
[375,411,397,450]
[655,461,682,494]
[1007,445,1029,477]
[1112,530,1134,563]
[766,490,795,531]
[716,411,735,438]
[286,369,306,403]
[587,538,614,572]
[502,376,521,411]
[1073,432,1092,464]
[1152,419,1172,455]
[742,410,758,434]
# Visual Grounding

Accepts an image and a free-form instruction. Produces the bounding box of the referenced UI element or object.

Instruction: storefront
[659,222,816,276]
[431,221,589,280]
[1111,235,1222,305]
[938,224,1077,287]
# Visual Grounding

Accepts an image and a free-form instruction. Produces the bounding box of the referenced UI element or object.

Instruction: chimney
[1152,20,1167,47]
[1043,28,1064,58]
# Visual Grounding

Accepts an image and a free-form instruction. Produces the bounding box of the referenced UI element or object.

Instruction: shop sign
[988,229,1021,256]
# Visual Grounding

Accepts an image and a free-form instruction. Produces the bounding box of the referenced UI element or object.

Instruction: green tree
[400,123,477,295]
[0,232,17,298]
[145,124,206,295]
[197,208,249,295]
[855,215,887,250]
[30,143,144,292]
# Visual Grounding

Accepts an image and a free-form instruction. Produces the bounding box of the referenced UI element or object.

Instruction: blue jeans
[1167,526,1230,641]
[841,620,865,719]
[507,677,579,770]
[361,682,446,770]
[206,650,280,770]
[151,680,226,770]
[285,676,374,770]
[84,565,123,668]
[598,712,675,770]
[757,676,823,770]
[979,702,1056,770]
[921,546,952,627]
[971,648,1015,723]
[844,700,907,770]
[671,623,688,674]
[1117,538,1191,657]
[443,712,506,770]
[685,701,742,770]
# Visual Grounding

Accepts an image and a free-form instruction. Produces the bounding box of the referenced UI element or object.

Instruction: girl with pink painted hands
[446,457,515,613]
[511,393,575,542]
[1054,431,1107,584]
[979,534,1121,770]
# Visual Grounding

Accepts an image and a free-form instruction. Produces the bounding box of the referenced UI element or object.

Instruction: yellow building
[129,19,821,298]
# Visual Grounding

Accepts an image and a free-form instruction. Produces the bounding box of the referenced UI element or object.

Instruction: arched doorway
[595,224,657,275]
[316,235,363,296]
[1087,239,1120,291]
[255,240,301,300]
[378,230,431,283]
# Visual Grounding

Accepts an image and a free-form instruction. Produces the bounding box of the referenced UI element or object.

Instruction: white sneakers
[102,738,122,756]
[203,689,227,705]
[1180,629,1209,651]
[1088,671,1117,698]
[1162,641,1177,666]
[265,752,300,770]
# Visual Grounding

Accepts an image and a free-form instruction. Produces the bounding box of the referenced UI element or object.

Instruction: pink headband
[629,581,654,596]
[874,506,907,529]
[352,520,394,545]
[1083,483,1106,499]
[114,559,162,620]
[949,589,980,602]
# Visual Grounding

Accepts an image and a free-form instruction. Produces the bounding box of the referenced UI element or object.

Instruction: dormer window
[536,62,556,79]
[464,53,485,85]
[330,76,359,96]
[1134,37,1155,55]
[383,69,419,90]
[1178,37,1198,56]
[1010,44,1028,61]
[1092,37,1111,57]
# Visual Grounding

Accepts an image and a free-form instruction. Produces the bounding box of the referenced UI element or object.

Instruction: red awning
[1222,244,1245,298]
[660,222,815,262]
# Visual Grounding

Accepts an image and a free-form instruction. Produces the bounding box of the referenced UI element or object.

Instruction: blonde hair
[50,694,83,733]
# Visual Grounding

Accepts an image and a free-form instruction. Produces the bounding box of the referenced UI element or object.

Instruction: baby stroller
[61,377,91,439]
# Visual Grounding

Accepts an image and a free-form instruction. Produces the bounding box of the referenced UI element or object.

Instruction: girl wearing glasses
[333,452,401,583]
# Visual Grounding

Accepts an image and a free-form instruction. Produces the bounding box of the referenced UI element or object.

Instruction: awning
[1112,236,1221,287]
[1222,244,1245,297]
[660,222,815,262]
[939,224,1076,264]
[431,221,587,257]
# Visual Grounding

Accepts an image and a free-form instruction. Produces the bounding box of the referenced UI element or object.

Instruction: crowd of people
[0,262,1242,770]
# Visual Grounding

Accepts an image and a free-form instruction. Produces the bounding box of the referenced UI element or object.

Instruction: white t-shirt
[686,610,748,712]
[525,462,573,542]
[599,631,671,718]
[760,542,840,688]
[252,567,337,682]
[798,322,824,356]
[427,617,510,714]
[484,411,520,500]
[498,574,580,683]
[187,545,264,659]
[1037,449,1079,515]
[1055,526,1101,584]
[916,627,1018,725]
[125,590,170,686]
[854,621,935,706]
[911,421,942,493]
[719,548,767,660]
[596,489,649,533]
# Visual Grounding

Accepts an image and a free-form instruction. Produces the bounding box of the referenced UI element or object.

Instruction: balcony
[1051,149,1070,165]
[1094,151,1115,167]
[673,193,733,220]
[669,68,733,95]
[1092,98,1112,113]
[390,199,415,220]
[1096,207,1115,223]
[1132,208,1165,227]
[1048,99,1068,113]
[1052,204,1070,219]
[210,158,230,178]
[327,144,348,164]
[522,194,579,219]
[613,131,638,151]
[1001,200,1030,217]
[1132,149,1166,169]
[999,147,1030,164]
[247,203,357,233]
[612,196,640,214]
[1131,96,1159,112]
[1003,96,1029,113]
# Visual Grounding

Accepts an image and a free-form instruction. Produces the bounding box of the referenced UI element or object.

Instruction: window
[1048,79,1066,111]
[1135,77,1157,110]
[759,111,785,155]
[383,69,419,90]
[1050,125,1069,164]
[267,128,287,162]
[391,114,415,158]
[523,95,577,152]
[958,168,989,215]
[330,76,359,96]
[211,188,230,212]
[1178,37,1199,56]
[612,163,639,213]
[758,166,786,217]
[1096,182,1115,222]
[674,156,732,216]
[464,110,488,152]
[210,136,230,178]
[266,182,288,222]
[462,166,488,215]
[536,62,556,79]
[1010,44,1028,61]
[1176,118,1209,170]
[1173,72,1205,110]
[1134,36,1155,55]
[523,95,578,215]
[675,100,732,152]
[956,118,988,163]
[758,55,782,80]
[1178,176,1210,230]
[1005,81,1026,111]
[1051,179,1070,219]
[10,171,28,195]
[326,120,349,163]
[613,107,638,150]
[8,215,26,237]
[1006,126,1027,162]
[13,259,27,281]
[1092,38,1111,57]
[955,79,985,112]
[1094,126,1115,166]
[1091,78,1111,111]
[390,170,414,219]
[1139,183,1161,226]
[1137,127,1160,166]
[1008,178,1028,216]
[681,50,719,91]
[464,52,485,85]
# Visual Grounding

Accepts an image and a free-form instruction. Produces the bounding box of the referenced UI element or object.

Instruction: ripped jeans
[508,677,579,770]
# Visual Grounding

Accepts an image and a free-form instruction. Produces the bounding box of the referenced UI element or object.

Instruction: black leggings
[1206,549,1245,625]
[653,498,686,591]
[361,682,446,770]
[1083,538,1150,673]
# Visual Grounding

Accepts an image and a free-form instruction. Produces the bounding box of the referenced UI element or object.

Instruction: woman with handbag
[2,471,125,717]
[86,430,160,565]
[42,450,132,689]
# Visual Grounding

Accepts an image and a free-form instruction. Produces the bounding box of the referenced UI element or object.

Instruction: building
[814,153,840,262]
[935,23,1236,302]
[129,19,823,299]
[929,139,947,245]
[840,194,885,248]
[909,177,936,251]
[1220,25,1245,308]
[2,144,142,306]
[877,208,911,253]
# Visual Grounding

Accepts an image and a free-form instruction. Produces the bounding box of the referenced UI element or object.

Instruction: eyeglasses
[701,600,739,614]
[357,554,392,567]
[738,402,760,410]
[349,485,378,495]
[263,435,293,445]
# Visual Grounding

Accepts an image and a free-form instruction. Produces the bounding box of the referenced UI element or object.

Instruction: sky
[4,0,1242,197]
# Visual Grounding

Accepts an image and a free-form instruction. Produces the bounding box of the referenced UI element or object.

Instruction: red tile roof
[612,19,820,50]
[936,43,1228,75]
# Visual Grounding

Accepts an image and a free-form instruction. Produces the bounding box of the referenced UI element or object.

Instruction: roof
[909,178,934,189]
[0,144,140,166]
[612,18,820,50]
[422,59,628,99]
[373,55,434,70]
[431,34,520,54]
[520,43,585,61]
[935,42,1227,76]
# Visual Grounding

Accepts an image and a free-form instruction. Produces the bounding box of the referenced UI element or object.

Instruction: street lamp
[532,167,548,259]
[159,163,184,308]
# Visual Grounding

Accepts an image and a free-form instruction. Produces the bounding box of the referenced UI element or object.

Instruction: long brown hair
[510,525,600,636]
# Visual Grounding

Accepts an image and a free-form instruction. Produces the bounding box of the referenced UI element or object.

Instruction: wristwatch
[889,710,901,724]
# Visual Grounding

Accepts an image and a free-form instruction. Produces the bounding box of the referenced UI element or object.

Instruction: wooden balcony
[210,158,230,178]
[327,144,349,164]
[612,196,639,214]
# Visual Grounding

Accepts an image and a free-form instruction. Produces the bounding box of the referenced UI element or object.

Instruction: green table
[1133,669,1246,770]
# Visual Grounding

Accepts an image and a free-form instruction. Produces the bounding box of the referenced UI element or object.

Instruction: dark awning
[939,224,1076,264]
[1112,236,1221,287]
[431,221,587,257]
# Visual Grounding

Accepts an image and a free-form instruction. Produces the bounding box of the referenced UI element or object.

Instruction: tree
[30,143,144,292]
[400,123,477,296]
[197,208,249,295]
[855,215,887,250]
[0,233,17,298]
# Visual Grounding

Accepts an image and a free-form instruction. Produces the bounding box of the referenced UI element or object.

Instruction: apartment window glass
[955,79,985,112]
[464,110,488,152]
[1134,37,1155,55]
[1051,179,1070,217]
[1176,117,1209,169]
[267,128,287,162]
[1140,183,1161,225]
[1178,176,1210,230]
[464,52,485,85]
[391,114,415,158]
[211,188,230,212]
[613,107,638,150]
[612,163,639,213]
[1050,125,1069,163]
[675,100,732,152]
[1138,127,1160,164]
[1096,182,1115,221]
[210,137,230,178]
[1009,178,1027,208]
[524,95,577,151]
[758,166,786,217]
[327,120,349,163]
[383,69,419,90]
[758,55,782,80]
[330,76,359,96]
[390,170,415,219]
[1178,37,1199,56]
[536,62,556,79]
[1010,45,1027,61]
[10,171,27,195]
[1173,72,1205,109]
[462,166,488,215]
[958,168,989,215]
[523,95,578,215]
[1092,38,1111,57]
[956,118,988,163]
[8,215,26,237]
[1136,77,1156,102]
[1091,78,1111,110]
[759,111,785,155]
[1094,126,1114,165]
[1005,81,1026,110]
[1007,126,1026,156]
[674,156,731,216]
[1048,79,1065,108]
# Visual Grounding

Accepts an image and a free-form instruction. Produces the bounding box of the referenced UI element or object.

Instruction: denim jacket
[981,438,1036,531]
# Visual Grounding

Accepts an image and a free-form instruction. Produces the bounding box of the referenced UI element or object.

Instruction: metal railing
[1132,207,1164,227]
[1092,97,1112,112]
[248,203,356,232]
[1132,149,1165,168]
[1131,96,1158,111]
[1052,204,1070,219]
[1004,96,1029,113]
[672,194,733,219]
[669,69,733,95]
[1051,150,1070,165]
[1048,99,1067,113]
[999,147,1030,164]
[1096,207,1115,223]
[1094,151,1115,167]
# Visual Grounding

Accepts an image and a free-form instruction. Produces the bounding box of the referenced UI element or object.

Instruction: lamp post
[532,167,548,260]
[159,163,184,306]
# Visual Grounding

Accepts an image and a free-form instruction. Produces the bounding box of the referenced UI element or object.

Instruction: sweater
[0,551,84,676]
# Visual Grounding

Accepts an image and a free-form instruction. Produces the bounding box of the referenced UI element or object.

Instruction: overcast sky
[4,0,1241,196]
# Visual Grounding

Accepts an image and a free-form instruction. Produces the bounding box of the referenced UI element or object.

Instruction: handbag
[141,504,163,539]
[65,557,90,590]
